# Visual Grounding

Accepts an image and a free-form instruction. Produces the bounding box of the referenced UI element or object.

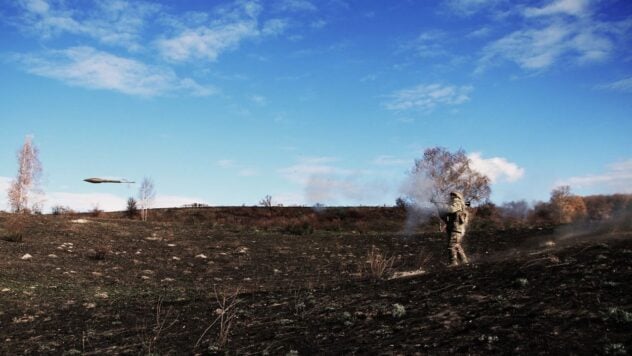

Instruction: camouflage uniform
[439,192,469,266]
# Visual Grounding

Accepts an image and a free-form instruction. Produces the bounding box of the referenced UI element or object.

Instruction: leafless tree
[409,147,491,204]
[138,177,156,221]
[259,195,273,208]
[7,135,43,213]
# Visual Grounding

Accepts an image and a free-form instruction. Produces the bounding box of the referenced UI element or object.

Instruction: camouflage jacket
[439,197,468,233]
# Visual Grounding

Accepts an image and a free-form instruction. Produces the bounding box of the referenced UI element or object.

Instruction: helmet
[450,191,463,200]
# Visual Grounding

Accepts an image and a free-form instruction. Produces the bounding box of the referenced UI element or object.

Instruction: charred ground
[0,207,630,355]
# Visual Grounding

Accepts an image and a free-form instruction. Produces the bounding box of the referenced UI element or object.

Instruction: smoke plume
[400,172,439,234]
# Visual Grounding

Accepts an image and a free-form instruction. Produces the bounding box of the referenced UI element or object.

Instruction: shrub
[2,214,27,242]
[51,205,74,216]
[283,221,314,235]
[366,245,394,280]
[125,197,139,219]
[90,205,104,218]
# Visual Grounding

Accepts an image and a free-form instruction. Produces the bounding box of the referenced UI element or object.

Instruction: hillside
[0,210,630,354]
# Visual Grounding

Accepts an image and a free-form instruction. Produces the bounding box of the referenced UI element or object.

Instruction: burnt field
[0,208,631,355]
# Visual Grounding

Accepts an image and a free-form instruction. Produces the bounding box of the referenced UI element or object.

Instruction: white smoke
[399,172,440,234]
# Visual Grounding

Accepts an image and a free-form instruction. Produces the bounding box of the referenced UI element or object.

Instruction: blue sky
[1,0,631,211]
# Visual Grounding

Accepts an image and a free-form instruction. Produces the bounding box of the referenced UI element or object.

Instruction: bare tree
[138,177,156,221]
[7,135,43,213]
[259,195,273,208]
[409,147,491,204]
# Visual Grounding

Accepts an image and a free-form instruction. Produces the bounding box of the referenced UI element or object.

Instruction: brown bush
[2,214,28,242]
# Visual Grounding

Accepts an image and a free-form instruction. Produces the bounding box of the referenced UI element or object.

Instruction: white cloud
[14,47,214,97]
[14,0,160,51]
[250,94,267,105]
[156,1,265,62]
[385,83,473,112]
[274,0,317,13]
[372,155,409,166]
[262,18,289,36]
[403,30,449,59]
[468,152,525,183]
[46,191,127,212]
[216,159,259,177]
[557,159,632,194]
[45,192,208,212]
[596,76,632,93]
[524,0,589,18]
[444,0,507,17]
[278,157,346,184]
[279,157,392,205]
[477,1,628,72]
[217,159,236,168]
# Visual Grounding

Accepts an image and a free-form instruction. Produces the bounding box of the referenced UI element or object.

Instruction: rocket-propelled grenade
[84,178,135,184]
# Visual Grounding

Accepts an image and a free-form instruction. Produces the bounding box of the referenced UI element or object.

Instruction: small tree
[408,147,491,204]
[125,197,139,219]
[7,135,43,213]
[549,186,587,224]
[138,177,156,221]
[403,147,491,232]
[259,195,273,208]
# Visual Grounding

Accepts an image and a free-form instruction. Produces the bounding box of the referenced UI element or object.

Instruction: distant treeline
[44,191,631,234]
[471,191,632,231]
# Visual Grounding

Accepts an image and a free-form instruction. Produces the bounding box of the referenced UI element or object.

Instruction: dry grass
[2,214,28,242]
[366,245,395,280]
[196,287,241,351]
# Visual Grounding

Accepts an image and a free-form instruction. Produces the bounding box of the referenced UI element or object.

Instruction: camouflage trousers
[447,231,468,266]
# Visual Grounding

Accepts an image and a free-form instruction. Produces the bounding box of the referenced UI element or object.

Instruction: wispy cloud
[402,30,450,59]
[216,159,259,177]
[372,155,409,167]
[384,83,473,112]
[468,152,525,183]
[13,0,160,51]
[250,94,268,105]
[155,1,281,62]
[13,47,214,97]
[46,191,127,212]
[596,76,632,93]
[279,157,391,205]
[274,0,318,13]
[556,159,632,194]
[477,0,629,72]
[524,0,589,18]
[443,0,507,17]
[278,157,346,184]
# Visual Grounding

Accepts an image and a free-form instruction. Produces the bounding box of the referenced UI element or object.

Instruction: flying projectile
[84,178,135,184]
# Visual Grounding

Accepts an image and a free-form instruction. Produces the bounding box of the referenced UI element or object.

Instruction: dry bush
[51,205,74,216]
[282,217,314,235]
[196,287,241,351]
[2,214,28,242]
[90,205,104,218]
[365,246,395,280]
[140,297,179,355]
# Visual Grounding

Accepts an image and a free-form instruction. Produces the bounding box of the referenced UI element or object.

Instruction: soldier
[435,191,469,266]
